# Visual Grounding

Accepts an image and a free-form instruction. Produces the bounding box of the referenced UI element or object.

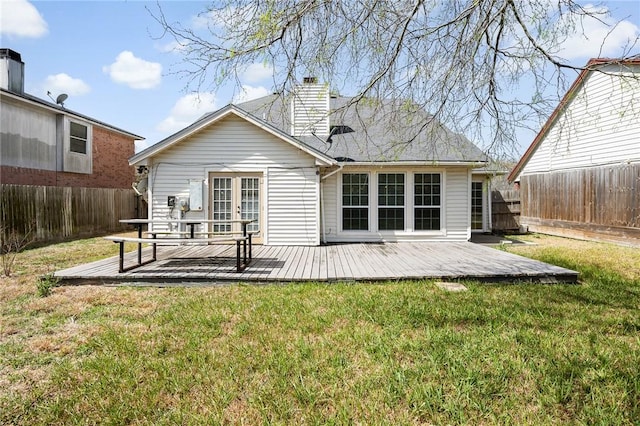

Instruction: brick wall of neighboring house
[0,126,135,188]
[0,166,57,186]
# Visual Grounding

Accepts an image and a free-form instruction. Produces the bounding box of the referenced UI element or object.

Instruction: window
[342,173,369,230]
[69,121,88,154]
[414,173,441,231]
[378,173,405,230]
[471,181,483,230]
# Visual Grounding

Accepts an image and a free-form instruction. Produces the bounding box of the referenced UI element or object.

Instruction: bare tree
[150,0,639,158]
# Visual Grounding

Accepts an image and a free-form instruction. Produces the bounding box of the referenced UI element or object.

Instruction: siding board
[521,67,640,175]
[267,168,319,245]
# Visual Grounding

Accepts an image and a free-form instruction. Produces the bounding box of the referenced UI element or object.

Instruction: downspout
[319,164,343,244]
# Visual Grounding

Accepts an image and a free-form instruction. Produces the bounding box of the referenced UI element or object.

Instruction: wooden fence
[1,184,145,244]
[491,189,521,232]
[520,163,640,241]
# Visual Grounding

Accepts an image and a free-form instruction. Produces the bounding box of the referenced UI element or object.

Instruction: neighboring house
[0,49,143,188]
[509,57,640,244]
[131,78,496,246]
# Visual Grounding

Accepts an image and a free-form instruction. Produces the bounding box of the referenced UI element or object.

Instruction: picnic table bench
[107,219,255,273]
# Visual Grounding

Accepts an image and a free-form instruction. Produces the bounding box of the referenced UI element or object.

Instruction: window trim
[377,172,406,231]
[413,172,442,232]
[471,179,485,232]
[337,170,446,237]
[340,172,370,232]
[61,117,93,174]
[69,121,89,155]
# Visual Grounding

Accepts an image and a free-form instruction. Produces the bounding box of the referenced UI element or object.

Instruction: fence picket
[1,184,145,244]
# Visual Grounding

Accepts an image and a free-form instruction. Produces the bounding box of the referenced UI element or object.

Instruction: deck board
[55,242,579,284]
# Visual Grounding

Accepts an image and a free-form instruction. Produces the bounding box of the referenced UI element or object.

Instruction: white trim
[315,168,321,245]
[63,117,93,174]
[338,171,371,233]
[345,161,486,167]
[264,168,270,245]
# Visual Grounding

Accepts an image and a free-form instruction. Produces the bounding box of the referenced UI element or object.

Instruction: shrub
[36,273,59,297]
[1,225,34,276]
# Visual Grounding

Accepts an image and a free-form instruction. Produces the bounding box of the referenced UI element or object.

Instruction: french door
[471,180,484,232]
[209,173,263,243]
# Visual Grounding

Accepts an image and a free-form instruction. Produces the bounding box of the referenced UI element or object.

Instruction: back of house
[131,79,495,245]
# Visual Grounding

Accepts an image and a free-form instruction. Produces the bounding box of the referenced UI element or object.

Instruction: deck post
[152,233,157,261]
[236,240,241,272]
[117,241,125,273]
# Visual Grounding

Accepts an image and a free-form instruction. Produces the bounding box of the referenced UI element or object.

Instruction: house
[130,78,496,245]
[0,49,143,188]
[508,57,640,244]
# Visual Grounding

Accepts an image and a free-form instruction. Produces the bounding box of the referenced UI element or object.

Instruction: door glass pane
[212,177,232,233]
[471,181,483,230]
[241,177,260,233]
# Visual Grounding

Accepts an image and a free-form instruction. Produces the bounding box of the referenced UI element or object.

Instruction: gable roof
[239,94,488,165]
[130,104,336,166]
[508,57,640,182]
[0,88,143,140]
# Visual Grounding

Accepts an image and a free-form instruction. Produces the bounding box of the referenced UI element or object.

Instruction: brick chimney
[0,49,25,94]
[291,77,330,137]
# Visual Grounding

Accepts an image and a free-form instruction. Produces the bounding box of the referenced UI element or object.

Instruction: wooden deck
[55,242,578,285]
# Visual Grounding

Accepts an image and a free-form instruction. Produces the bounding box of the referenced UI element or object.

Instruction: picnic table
[108,219,255,273]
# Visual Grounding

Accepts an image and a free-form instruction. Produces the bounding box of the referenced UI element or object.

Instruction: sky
[1,0,639,155]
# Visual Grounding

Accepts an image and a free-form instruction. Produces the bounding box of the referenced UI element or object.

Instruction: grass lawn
[1,234,638,425]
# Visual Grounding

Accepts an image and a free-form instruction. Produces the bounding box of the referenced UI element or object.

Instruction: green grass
[0,234,639,424]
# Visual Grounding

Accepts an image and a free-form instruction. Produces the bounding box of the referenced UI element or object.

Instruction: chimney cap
[0,48,23,62]
[303,76,318,84]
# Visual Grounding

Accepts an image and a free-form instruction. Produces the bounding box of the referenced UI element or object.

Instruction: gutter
[344,161,487,167]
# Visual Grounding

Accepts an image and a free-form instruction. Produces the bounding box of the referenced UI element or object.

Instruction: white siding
[267,168,319,245]
[321,173,338,241]
[323,166,471,242]
[147,114,320,243]
[445,169,471,241]
[522,64,640,176]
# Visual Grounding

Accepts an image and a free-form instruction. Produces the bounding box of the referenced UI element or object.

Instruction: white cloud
[233,85,271,103]
[0,0,47,38]
[103,51,162,89]
[43,73,90,96]
[241,63,274,83]
[157,93,217,134]
[557,4,640,60]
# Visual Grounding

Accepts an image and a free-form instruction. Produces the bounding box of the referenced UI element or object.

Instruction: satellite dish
[55,93,68,107]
